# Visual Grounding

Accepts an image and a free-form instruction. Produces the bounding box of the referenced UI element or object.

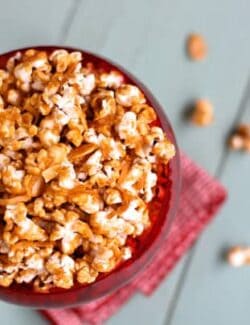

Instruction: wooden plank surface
[0,0,249,324]
[0,0,73,52]
[168,84,250,325]
[168,123,250,323]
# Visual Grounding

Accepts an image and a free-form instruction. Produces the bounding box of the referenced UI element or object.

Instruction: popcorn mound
[0,49,175,292]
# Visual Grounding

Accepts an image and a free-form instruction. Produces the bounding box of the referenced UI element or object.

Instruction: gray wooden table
[0,0,250,324]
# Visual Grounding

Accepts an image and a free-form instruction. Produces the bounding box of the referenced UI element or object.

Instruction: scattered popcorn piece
[228,123,250,153]
[190,99,214,126]
[227,246,250,267]
[237,124,250,137]
[228,134,244,150]
[187,33,207,61]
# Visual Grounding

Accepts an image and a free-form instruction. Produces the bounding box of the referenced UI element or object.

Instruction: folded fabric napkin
[42,152,227,325]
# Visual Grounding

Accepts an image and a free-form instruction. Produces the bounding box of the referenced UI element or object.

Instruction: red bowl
[0,46,181,308]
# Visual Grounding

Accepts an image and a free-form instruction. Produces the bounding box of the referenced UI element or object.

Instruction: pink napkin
[42,153,227,325]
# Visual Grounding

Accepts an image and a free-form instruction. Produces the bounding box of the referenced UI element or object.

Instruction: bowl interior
[0,46,181,307]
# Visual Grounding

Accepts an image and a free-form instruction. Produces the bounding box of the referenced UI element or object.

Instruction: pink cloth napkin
[42,153,227,325]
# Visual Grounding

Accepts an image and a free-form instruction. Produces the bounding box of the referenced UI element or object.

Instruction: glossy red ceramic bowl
[0,46,181,308]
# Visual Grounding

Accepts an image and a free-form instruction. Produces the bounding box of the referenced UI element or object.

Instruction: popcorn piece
[58,161,76,189]
[227,246,250,267]
[0,236,9,254]
[15,253,45,284]
[6,52,22,72]
[152,139,176,162]
[50,210,92,254]
[0,264,17,287]
[104,188,122,205]
[132,104,156,124]
[68,143,98,162]
[14,51,49,92]
[23,174,45,197]
[0,95,4,110]
[121,246,132,260]
[117,111,138,142]
[228,123,250,153]
[2,166,25,195]
[90,90,116,120]
[84,149,103,176]
[46,252,75,289]
[237,124,250,138]
[16,269,37,284]
[187,33,207,61]
[190,99,214,126]
[120,198,149,235]
[83,128,101,145]
[77,73,96,96]
[66,128,83,147]
[76,259,98,284]
[98,70,124,89]
[7,89,21,105]
[14,63,32,91]
[49,50,82,73]
[90,209,134,239]
[38,128,60,147]
[143,168,157,202]
[119,159,156,197]
[0,69,9,88]
[116,84,145,107]
[71,191,103,214]
[4,204,47,242]
[228,134,244,151]
[91,246,116,272]
[49,49,69,72]
[29,198,46,218]
[100,137,125,160]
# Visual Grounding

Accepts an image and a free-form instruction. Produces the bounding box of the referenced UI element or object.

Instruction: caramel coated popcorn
[190,99,214,126]
[228,123,250,152]
[227,246,250,267]
[187,33,208,61]
[0,49,175,291]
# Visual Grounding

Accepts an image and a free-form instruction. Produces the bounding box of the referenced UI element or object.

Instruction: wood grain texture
[0,0,73,52]
[168,80,250,325]
[0,0,249,324]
